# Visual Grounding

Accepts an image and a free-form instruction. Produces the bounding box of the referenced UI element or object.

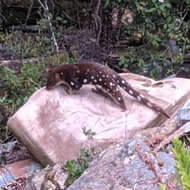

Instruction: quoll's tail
[116,76,170,118]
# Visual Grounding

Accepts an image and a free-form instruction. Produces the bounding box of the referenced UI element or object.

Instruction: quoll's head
[46,68,61,90]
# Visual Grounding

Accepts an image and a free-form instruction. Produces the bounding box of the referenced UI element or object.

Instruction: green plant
[105,0,190,79]
[0,61,46,142]
[0,61,45,113]
[159,183,165,190]
[65,148,93,185]
[2,31,55,59]
[172,138,190,190]
[82,126,96,138]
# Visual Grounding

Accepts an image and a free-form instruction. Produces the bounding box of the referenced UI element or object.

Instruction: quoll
[46,61,170,118]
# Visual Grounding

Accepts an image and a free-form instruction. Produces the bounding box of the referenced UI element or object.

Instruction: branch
[25,0,34,25]
[91,0,102,46]
[37,0,59,53]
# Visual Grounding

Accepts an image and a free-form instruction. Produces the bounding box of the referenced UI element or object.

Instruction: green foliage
[159,183,165,190]
[172,138,190,190]
[105,0,190,79]
[82,126,96,138]
[65,160,87,185]
[55,16,68,26]
[2,31,55,59]
[125,0,189,41]
[0,61,45,114]
[65,149,92,185]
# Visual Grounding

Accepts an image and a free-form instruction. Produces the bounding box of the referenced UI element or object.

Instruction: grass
[0,61,45,113]
[1,31,55,59]
[0,57,48,142]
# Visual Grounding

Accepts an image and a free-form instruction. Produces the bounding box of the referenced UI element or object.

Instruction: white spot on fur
[99,78,102,81]
[87,69,90,72]
[76,70,80,73]
[137,96,141,102]
[83,79,88,83]
[117,97,121,101]
[70,82,74,86]
[129,90,133,95]
[117,80,120,83]
[106,75,109,78]
[94,79,97,83]
[91,76,94,79]
[102,75,105,78]
[140,95,145,99]
[113,75,116,78]
[109,82,114,86]
[122,80,125,84]
[147,102,153,107]
[116,88,119,91]
[60,72,63,76]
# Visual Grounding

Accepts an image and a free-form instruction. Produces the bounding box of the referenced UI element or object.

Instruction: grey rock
[23,163,67,190]
[67,138,178,190]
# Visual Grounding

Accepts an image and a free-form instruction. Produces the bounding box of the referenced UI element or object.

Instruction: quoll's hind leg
[109,90,126,111]
[92,85,126,111]
[92,85,110,97]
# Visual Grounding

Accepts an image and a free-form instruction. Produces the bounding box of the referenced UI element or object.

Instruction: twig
[177,10,188,30]
[153,122,190,153]
[62,9,77,24]
[25,0,34,25]
[37,0,59,53]
[116,8,125,44]
[92,0,102,46]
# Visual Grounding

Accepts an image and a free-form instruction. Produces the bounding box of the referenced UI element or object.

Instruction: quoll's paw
[65,88,79,95]
[91,86,110,98]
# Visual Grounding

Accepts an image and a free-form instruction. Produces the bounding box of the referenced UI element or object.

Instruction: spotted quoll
[46,61,170,118]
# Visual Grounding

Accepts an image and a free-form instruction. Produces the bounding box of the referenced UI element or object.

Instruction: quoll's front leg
[66,88,79,95]
[61,84,79,95]
[62,76,82,95]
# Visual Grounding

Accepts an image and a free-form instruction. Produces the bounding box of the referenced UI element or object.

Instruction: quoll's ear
[46,64,54,73]
[46,68,50,73]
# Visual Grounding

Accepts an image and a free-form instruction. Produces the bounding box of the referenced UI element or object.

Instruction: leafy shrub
[105,0,190,79]
[2,31,55,59]
[65,149,92,185]
[172,138,190,190]
[0,61,45,114]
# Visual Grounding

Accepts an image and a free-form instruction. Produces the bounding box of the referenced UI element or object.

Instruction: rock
[23,163,67,190]
[0,140,31,164]
[67,138,180,190]
[0,159,41,188]
[7,74,190,165]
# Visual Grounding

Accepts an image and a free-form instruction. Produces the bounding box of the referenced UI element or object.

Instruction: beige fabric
[7,73,190,165]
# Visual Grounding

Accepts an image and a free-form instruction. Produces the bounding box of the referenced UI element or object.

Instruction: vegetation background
[0,0,190,188]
